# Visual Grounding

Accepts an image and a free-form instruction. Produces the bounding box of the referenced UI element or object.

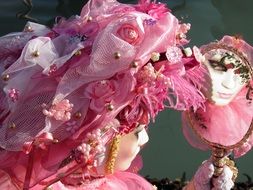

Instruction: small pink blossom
[8,88,19,102]
[76,128,105,164]
[117,24,141,45]
[84,80,116,113]
[178,23,191,34]
[176,23,191,45]
[66,120,79,133]
[137,63,157,84]
[43,99,74,121]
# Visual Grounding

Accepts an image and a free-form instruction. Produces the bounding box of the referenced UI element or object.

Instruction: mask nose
[221,69,236,89]
[138,129,149,146]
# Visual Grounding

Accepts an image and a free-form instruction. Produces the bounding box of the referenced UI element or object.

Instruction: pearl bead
[114,52,121,59]
[2,74,10,81]
[131,61,138,68]
[24,25,33,32]
[53,139,59,144]
[87,16,93,22]
[74,111,82,119]
[75,50,82,56]
[77,146,82,151]
[106,103,114,111]
[32,50,40,57]
[9,122,16,129]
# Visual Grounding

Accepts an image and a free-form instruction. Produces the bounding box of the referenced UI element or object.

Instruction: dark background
[0,0,253,181]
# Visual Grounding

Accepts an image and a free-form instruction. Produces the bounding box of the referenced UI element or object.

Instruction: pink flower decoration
[117,24,141,45]
[8,88,19,102]
[166,46,183,64]
[66,121,79,134]
[84,80,117,113]
[178,23,191,35]
[43,99,74,121]
[137,63,157,84]
[176,23,191,45]
[117,104,145,131]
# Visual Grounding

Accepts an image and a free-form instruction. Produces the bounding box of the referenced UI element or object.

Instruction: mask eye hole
[209,60,227,72]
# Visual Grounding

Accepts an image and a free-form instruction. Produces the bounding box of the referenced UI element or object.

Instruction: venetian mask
[202,48,251,106]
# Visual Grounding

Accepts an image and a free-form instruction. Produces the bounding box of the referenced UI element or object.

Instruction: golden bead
[9,122,16,129]
[131,61,138,68]
[87,16,93,22]
[75,50,82,56]
[114,52,121,59]
[53,139,59,144]
[32,50,40,57]
[74,112,82,119]
[24,25,33,32]
[106,103,114,111]
[2,74,10,81]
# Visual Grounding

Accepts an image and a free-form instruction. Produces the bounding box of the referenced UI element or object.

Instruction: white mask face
[202,49,250,106]
[113,124,149,171]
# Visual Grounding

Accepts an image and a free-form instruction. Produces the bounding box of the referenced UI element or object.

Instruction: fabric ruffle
[182,87,253,158]
[46,171,153,190]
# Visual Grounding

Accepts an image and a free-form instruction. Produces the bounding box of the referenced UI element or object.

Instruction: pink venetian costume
[0,0,206,189]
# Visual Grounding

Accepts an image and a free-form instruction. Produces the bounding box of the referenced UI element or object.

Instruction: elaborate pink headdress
[0,0,204,188]
[182,35,253,158]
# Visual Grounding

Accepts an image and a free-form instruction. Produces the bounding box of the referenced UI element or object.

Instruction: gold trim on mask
[105,134,121,175]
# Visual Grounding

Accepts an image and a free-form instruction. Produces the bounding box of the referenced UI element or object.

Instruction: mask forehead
[203,46,252,84]
[205,49,242,64]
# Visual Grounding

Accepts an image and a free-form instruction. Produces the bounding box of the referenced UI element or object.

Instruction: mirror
[183,36,253,180]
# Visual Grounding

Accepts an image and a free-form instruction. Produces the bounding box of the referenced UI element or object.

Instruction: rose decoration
[117,24,141,45]
[84,80,117,113]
